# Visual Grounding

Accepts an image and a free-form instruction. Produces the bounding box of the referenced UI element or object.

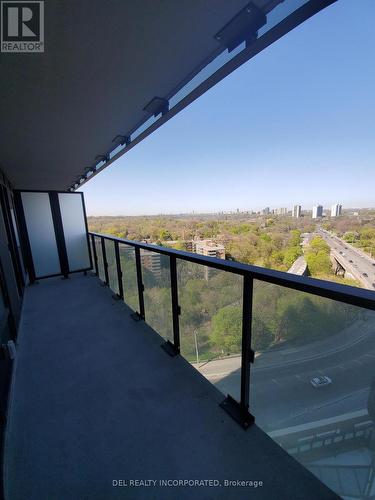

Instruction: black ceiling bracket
[84,167,94,176]
[143,97,169,117]
[112,134,131,146]
[214,2,267,52]
[95,154,110,163]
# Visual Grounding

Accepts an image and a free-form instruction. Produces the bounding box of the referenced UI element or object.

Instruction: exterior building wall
[293,205,301,218]
[331,204,342,217]
[312,205,323,219]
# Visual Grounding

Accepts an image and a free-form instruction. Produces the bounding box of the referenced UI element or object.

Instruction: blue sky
[82,0,375,216]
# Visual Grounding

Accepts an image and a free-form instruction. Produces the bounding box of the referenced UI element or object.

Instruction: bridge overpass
[287,256,308,276]
[317,229,375,291]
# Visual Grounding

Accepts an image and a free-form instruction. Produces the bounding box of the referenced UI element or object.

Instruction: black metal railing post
[114,241,124,299]
[220,273,255,429]
[134,247,145,320]
[162,255,181,356]
[91,234,98,275]
[101,237,109,285]
[240,274,255,416]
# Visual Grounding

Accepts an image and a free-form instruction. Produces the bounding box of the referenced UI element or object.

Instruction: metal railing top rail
[89,232,375,311]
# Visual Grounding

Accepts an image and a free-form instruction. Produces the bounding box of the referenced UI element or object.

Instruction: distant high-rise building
[262,207,270,216]
[312,205,323,219]
[292,205,302,218]
[275,207,288,215]
[331,203,342,217]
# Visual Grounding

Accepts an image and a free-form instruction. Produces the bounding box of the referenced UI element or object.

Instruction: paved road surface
[317,228,375,290]
[192,315,375,432]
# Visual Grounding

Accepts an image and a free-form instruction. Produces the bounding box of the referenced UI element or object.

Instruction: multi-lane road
[317,228,375,290]
[191,230,375,433]
[194,313,375,432]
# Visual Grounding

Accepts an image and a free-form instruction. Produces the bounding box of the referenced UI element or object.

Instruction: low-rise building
[140,249,162,278]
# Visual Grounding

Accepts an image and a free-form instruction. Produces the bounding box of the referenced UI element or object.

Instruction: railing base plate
[130,312,143,322]
[220,395,254,430]
[161,340,179,357]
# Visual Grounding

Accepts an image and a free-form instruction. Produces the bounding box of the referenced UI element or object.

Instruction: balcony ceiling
[0,0,277,191]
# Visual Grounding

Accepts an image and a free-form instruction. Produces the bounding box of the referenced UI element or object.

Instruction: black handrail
[89,231,375,428]
[89,232,375,311]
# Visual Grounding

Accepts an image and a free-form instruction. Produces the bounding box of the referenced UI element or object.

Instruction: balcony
[4,268,337,499]
[6,223,375,498]
[0,0,369,498]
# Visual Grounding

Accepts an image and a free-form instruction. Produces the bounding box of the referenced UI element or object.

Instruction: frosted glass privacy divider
[21,192,61,278]
[58,193,90,272]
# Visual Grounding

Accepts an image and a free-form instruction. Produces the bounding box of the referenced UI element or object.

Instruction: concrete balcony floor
[3,274,337,499]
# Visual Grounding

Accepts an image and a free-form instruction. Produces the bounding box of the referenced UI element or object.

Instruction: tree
[159,229,172,241]
[283,246,303,268]
[305,236,331,276]
[211,305,242,354]
[289,229,301,247]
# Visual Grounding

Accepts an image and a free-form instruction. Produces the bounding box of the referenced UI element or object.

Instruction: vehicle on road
[311,376,332,388]
[349,259,353,263]
[372,263,375,267]
[373,283,375,289]
[363,273,368,277]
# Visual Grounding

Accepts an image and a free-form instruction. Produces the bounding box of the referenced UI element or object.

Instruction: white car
[310,376,332,388]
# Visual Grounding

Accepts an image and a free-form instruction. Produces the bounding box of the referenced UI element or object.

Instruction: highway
[316,228,375,290]
[190,231,375,435]
[193,314,375,432]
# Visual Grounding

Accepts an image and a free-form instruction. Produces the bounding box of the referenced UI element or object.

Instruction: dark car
[372,263,375,267]
[349,259,353,263]
[363,273,368,277]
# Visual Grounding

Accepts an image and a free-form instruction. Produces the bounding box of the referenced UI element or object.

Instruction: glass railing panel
[251,279,375,498]
[95,236,105,282]
[177,260,243,401]
[140,249,173,342]
[118,243,139,313]
[104,239,118,295]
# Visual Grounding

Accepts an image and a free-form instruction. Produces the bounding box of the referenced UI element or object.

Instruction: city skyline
[81,1,375,216]
[86,202,372,218]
